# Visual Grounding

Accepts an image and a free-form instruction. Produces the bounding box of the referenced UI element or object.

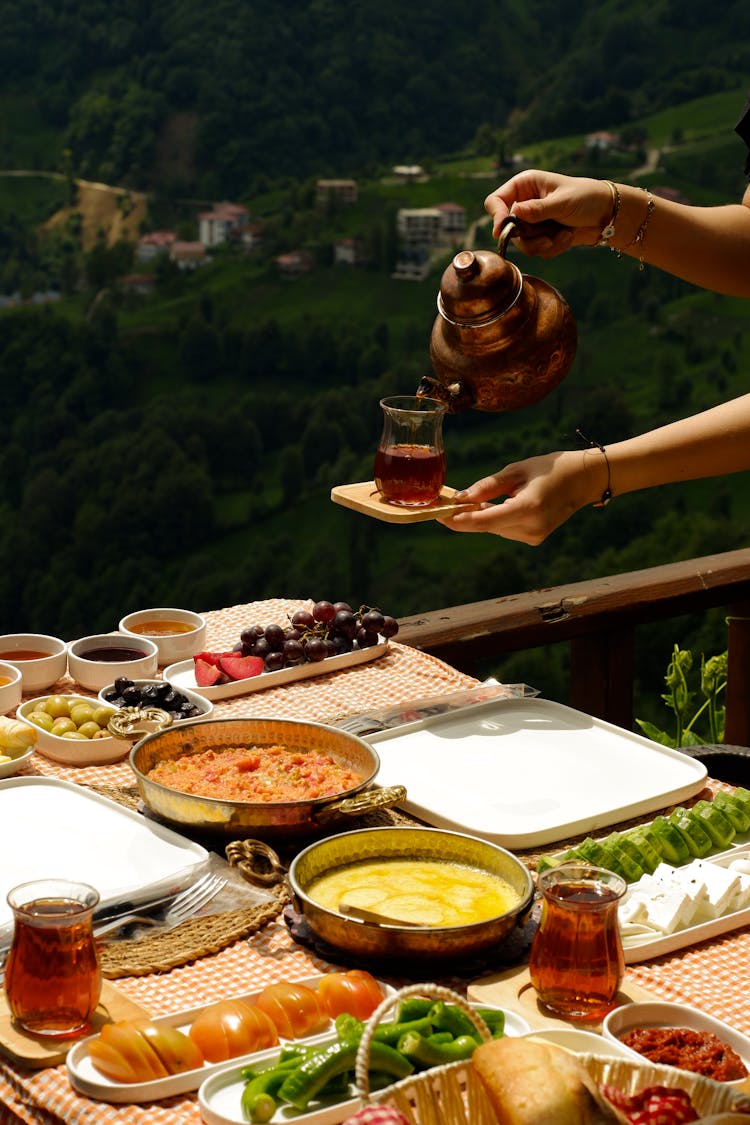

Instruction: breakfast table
[0,597,749,1125]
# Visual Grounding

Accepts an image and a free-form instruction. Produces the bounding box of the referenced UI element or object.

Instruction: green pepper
[373,1015,435,1046]
[474,1007,505,1038]
[397,1030,477,1069]
[334,1012,364,1046]
[241,1059,302,1123]
[278,1038,413,1111]
[394,997,433,1022]
[428,1001,478,1040]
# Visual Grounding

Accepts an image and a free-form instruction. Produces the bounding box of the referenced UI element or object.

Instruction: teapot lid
[437,219,524,329]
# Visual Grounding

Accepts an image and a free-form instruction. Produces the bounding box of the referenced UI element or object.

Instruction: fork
[93,872,227,939]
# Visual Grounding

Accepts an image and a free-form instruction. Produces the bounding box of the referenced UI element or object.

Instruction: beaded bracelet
[576,428,612,508]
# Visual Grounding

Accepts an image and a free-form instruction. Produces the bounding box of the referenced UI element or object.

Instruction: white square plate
[367,698,707,849]
[0,776,209,945]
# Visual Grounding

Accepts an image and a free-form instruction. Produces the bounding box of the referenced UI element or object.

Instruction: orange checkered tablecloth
[1,599,749,1124]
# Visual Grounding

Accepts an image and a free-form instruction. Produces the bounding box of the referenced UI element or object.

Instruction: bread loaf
[472,1038,623,1125]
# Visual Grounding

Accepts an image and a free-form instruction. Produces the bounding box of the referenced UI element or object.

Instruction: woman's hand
[438,450,603,545]
[484,170,615,258]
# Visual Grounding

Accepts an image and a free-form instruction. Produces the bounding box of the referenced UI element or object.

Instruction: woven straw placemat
[86,784,418,978]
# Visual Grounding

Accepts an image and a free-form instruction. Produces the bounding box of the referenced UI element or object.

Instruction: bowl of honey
[0,634,68,694]
[118,608,207,665]
[0,661,22,715]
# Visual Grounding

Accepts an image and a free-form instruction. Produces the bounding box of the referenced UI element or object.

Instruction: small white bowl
[520,1027,635,1060]
[0,745,34,778]
[16,694,130,766]
[97,678,213,723]
[0,662,22,715]
[118,608,207,666]
[602,1001,750,1085]
[0,634,68,694]
[68,634,158,692]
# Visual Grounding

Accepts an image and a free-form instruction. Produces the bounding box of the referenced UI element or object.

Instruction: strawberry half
[218,653,265,681]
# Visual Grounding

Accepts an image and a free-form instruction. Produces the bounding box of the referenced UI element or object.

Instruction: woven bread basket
[351,985,750,1125]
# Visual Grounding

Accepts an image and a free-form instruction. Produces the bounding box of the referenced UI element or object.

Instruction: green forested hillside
[1,3,749,725]
[1,0,749,192]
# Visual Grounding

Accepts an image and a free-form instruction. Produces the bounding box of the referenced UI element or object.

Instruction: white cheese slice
[728,871,750,911]
[642,886,695,934]
[675,858,740,918]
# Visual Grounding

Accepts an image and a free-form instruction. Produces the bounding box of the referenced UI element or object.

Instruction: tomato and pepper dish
[621,1026,748,1082]
[146,743,363,803]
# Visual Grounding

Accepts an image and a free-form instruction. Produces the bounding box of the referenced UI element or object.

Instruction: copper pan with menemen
[128,716,405,841]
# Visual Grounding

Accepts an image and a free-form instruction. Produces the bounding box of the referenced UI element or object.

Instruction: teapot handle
[497,214,520,258]
[498,213,571,257]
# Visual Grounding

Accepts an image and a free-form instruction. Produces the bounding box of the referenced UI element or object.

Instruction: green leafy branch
[636,644,727,748]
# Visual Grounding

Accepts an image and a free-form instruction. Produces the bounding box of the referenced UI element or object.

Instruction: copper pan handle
[315,784,407,826]
[107,706,173,740]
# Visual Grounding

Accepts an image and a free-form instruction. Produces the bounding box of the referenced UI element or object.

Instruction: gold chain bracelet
[596,180,621,246]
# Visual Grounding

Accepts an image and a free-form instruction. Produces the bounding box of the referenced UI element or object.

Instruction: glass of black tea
[529,862,626,1021]
[374,396,447,507]
[5,878,101,1037]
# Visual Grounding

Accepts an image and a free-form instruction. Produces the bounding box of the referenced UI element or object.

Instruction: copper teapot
[417,216,577,413]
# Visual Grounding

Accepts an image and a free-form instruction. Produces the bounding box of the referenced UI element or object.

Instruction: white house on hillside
[198,202,249,246]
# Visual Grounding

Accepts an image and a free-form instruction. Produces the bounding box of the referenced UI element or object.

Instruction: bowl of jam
[118,608,206,665]
[67,634,158,692]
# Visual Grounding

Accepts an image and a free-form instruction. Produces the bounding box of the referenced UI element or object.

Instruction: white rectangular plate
[66,975,397,1103]
[164,642,389,701]
[0,777,208,942]
[367,698,707,849]
[197,1002,529,1125]
[623,843,750,963]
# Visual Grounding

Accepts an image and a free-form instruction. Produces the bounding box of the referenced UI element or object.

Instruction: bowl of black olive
[97,677,214,723]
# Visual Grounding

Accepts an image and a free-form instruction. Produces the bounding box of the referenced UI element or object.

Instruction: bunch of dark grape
[235,600,399,673]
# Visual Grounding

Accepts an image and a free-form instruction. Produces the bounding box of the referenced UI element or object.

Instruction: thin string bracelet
[576,428,612,508]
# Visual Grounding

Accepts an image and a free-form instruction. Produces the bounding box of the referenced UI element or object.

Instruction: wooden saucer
[331,481,480,524]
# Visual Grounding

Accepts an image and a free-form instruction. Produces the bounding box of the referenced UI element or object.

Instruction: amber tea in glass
[4,879,101,1037]
[528,862,625,1021]
[374,395,447,507]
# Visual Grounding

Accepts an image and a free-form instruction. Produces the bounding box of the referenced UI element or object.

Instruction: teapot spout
[416,375,475,414]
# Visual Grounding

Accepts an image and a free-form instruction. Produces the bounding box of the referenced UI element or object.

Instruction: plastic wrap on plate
[332,680,539,737]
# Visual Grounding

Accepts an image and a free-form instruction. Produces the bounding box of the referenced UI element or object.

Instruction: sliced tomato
[188,998,279,1062]
[133,1020,204,1075]
[255,980,328,1039]
[88,1021,170,1084]
[316,970,385,1021]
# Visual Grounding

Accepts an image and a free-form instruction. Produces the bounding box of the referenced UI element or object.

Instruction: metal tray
[367,697,707,849]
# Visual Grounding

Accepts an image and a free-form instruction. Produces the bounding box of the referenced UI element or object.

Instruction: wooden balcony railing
[398,547,750,746]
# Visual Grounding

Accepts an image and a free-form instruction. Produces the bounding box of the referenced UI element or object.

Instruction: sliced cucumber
[669,807,713,857]
[603,836,644,881]
[649,816,691,864]
[712,791,750,834]
[689,800,736,849]
[626,829,662,873]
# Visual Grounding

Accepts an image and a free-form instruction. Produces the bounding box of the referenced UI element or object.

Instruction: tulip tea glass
[374,395,447,507]
[4,879,101,1037]
[529,862,626,1022]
